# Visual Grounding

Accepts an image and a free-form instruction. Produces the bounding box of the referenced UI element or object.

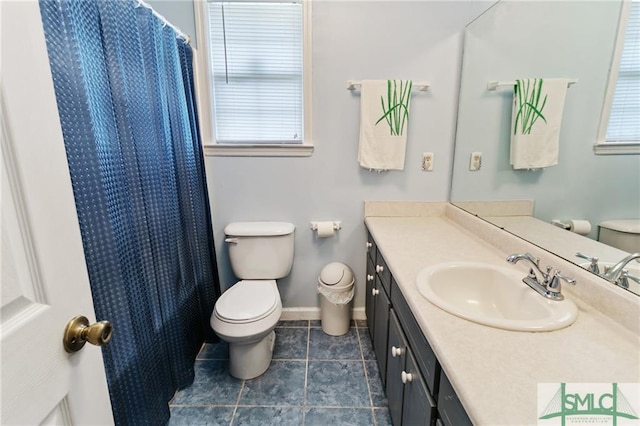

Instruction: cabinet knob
[391,346,405,357]
[401,371,413,384]
[376,265,384,273]
[372,288,379,296]
[366,241,372,249]
[367,274,374,282]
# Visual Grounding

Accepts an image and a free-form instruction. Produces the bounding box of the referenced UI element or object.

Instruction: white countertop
[364,204,640,425]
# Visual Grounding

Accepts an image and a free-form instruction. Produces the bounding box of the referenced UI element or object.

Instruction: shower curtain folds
[38,0,220,424]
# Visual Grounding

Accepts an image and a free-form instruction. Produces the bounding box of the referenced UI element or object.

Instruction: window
[194,0,312,156]
[596,0,640,154]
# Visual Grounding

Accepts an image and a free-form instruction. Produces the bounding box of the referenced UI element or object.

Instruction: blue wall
[149,1,494,311]
[451,0,639,241]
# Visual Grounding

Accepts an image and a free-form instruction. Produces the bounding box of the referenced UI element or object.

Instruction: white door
[1,1,114,424]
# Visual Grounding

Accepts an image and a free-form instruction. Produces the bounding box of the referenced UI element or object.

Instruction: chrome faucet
[601,253,640,287]
[506,253,576,301]
[506,252,548,282]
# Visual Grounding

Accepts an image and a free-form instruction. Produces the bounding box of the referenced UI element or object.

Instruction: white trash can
[317,262,355,336]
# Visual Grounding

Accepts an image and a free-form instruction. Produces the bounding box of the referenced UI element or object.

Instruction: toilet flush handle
[225,238,239,244]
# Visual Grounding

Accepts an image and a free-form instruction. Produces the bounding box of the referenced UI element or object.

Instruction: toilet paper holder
[551,220,571,230]
[309,221,342,231]
[551,219,592,236]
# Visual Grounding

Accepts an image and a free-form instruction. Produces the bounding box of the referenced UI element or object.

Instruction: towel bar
[487,79,578,91]
[346,80,430,91]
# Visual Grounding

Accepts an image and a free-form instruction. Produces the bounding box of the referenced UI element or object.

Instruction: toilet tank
[224,222,295,279]
[598,220,640,253]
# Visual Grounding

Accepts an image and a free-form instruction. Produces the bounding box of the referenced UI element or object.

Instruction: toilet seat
[215,280,279,324]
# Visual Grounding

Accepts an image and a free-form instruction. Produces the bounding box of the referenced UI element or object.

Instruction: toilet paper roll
[568,220,591,236]
[316,222,335,238]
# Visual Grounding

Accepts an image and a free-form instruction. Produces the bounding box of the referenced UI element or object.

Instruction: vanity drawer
[438,370,471,426]
[375,251,392,296]
[391,280,439,396]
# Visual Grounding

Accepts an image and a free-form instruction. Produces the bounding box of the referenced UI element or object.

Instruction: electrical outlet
[469,152,482,171]
[422,152,434,171]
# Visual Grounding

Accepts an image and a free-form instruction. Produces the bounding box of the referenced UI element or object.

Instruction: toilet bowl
[210,221,295,380]
[211,280,282,379]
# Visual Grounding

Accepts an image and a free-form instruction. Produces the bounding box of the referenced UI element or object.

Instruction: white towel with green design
[358,80,412,171]
[510,78,569,170]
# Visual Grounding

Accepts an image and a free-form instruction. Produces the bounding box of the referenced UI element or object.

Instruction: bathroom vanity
[363,202,639,425]
[366,229,468,425]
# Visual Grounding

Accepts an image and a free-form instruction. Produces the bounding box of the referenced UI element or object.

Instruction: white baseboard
[352,307,365,320]
[279,308,320,320]
[280,307,365,321]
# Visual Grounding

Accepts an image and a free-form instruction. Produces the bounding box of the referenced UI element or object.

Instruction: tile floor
[169,320,392,426]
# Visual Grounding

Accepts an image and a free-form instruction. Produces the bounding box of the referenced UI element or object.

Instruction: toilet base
[229,330,276,380]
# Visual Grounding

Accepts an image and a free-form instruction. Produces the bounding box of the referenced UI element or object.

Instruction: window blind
[606,1,640,143]
[207,1,304,144]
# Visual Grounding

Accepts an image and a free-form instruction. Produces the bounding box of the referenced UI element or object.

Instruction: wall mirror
[450,0,640,296]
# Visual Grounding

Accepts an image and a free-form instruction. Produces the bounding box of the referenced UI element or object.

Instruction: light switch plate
[422,152,434,171]
[469,152,482,171]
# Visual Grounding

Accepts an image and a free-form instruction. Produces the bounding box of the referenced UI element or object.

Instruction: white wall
[451,1,640,240]
[203,1,492,309]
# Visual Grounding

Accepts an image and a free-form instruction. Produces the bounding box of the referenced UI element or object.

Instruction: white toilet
[598,220,640,253]
[211,221,295,380]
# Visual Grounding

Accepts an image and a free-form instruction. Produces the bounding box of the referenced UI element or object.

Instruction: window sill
[593,142,640,155]
[203,143,314,157]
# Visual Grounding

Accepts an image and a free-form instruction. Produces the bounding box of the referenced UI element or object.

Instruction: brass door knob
[63,315,113,353]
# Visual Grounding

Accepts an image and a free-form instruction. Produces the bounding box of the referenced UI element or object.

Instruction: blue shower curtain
[38,0,220,424]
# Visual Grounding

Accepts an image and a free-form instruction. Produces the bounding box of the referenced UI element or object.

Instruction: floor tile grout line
[356,326,376,409]
[302,320,311,425]
[304,358,365,362]
[228,379,245,426]
[357,326,379,426]
[169,403,378,409]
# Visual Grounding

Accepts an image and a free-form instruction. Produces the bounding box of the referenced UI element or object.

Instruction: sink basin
[416,262,578,332]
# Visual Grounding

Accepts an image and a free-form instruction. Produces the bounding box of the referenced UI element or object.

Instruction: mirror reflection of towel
[510,78,569,170]
[358,80,413,171]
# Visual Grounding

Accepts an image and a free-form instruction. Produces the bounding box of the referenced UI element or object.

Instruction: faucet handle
[575,252,600,274]
[617,270,640,289]
[547,270,576,299]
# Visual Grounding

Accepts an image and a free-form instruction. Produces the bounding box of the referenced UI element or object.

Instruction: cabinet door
[386,310,407,426]
[402,349,436,426]
[366,256,376,339]
[438,371,472,426]
[373,276,390,385]
[391,279,440,396]
[366,231,377,265]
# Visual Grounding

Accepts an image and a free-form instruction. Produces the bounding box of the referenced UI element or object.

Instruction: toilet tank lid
[225,221,295,237]
[599,220,640,234]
